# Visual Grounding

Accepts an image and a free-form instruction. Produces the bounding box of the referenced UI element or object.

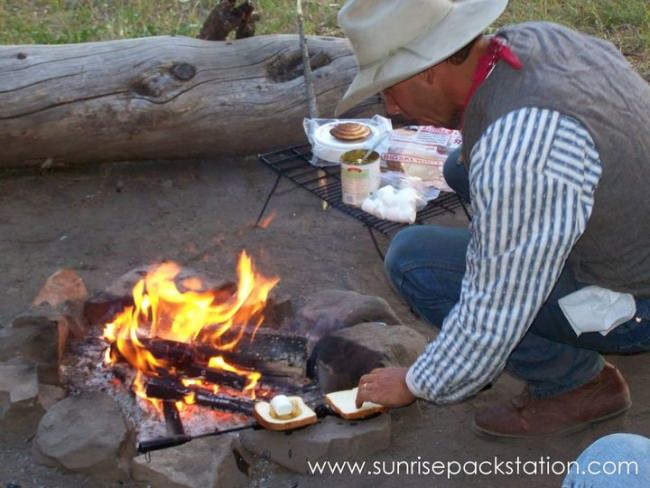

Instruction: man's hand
[355,367,416,409]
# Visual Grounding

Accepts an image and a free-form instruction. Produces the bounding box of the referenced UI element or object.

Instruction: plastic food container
[340,150,381,207]
[303,116,393,167]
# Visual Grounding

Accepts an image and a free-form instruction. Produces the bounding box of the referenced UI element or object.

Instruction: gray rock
[0,358,42,433]
[33,391,133,482]
[0,358,39,408]
[38,384,66,410]
[2,314,59,384]
[313,322,427,392]
[31,268,89,341]
[131,435,247,488]
[9,267,91,385]
[240,414,391,474]
[294,290,401,354]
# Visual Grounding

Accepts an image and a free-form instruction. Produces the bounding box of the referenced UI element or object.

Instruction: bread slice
[325,387,386,420]
[254,396,317,431]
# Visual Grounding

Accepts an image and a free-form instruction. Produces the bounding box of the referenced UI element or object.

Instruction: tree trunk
[0,35,382,168]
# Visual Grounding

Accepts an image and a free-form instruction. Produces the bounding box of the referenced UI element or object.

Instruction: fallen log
[0,35,383,168]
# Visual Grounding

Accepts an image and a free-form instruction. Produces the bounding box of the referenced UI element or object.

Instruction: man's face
[382,67,460,128]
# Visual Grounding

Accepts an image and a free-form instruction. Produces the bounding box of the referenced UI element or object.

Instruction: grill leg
[255,172,282,227]
[368,226,385,261]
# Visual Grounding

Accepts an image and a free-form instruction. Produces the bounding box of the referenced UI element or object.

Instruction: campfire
[88,251,312,443]
[6,252,403,482]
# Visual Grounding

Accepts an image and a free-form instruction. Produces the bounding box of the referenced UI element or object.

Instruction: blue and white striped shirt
[405,107,602,404]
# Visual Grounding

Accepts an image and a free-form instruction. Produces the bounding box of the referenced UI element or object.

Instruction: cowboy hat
[335,0,508,116]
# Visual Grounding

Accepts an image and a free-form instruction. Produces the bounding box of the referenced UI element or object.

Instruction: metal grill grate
[257,144,469,239]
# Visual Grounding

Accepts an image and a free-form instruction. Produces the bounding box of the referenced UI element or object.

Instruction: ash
[61,327,254,442]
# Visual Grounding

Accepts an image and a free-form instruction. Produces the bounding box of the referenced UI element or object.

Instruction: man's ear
[423,66,436,85]
[382,90,402,115]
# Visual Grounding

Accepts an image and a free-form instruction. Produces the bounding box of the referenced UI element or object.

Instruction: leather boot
[473,362,631,438]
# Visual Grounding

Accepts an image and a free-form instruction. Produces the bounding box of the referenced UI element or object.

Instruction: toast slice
[325,387,386,420]
[254,396,317,431]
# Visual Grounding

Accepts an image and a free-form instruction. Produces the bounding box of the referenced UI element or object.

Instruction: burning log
[193,391,254,415]
[111,331,308,379]
[145,377,254,416]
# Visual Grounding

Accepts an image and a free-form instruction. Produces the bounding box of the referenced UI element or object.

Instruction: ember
[102,250,279,416]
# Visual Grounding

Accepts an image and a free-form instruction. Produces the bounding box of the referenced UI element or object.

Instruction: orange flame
[103,250,279,412]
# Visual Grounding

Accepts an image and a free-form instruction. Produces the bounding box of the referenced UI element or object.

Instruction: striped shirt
[405,107,603,404]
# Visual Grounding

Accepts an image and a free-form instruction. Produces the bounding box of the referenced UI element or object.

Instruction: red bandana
[461,37,523,124]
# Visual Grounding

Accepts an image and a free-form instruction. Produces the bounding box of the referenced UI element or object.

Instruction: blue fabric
[442,147,470,204]
[385,155,650,398]
[562,434,650,487]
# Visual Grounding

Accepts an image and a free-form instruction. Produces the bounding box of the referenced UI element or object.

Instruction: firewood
[145,376,254,415]
[111,331,308,379]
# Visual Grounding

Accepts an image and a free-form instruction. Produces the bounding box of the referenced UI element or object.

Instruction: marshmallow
[270,395,294,418]
[361,185,420,223]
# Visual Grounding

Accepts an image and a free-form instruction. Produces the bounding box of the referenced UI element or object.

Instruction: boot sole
[471,403,632,439]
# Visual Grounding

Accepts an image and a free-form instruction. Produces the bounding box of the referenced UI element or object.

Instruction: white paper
[558,286,636,337]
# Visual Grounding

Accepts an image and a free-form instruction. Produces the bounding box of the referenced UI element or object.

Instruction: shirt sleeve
[405,107,602,404]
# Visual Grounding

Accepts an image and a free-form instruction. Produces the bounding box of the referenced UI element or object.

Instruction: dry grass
[0,0,648,76]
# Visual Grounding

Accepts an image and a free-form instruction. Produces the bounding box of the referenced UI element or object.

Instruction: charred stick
[143,334,307,366]
[145,377,254,416]
[163,401,185,436]
[110,342,247,390]
[145,376,187,401]
[110,333,307,378]
[194,391,254,415]
[183,364,246,391]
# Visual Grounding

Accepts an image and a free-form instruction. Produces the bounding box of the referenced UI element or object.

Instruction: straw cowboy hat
[335,0,509,116]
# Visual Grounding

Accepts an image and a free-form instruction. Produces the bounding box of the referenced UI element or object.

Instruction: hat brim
[335,0,508,117]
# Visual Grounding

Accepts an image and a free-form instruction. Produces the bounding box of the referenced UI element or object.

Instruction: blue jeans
[562,434,650,487]
[384,151,650,398]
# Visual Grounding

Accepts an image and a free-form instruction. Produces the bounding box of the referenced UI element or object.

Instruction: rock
[10,309,58,330]
[294,290,401,355]
[240,413,391,474]
[132,435,247,488]
[10,269,90,376]
[33,391,133,482]
[83,291,134,327]
[312,322,427,392]
[38,384,66,410]
[32,268,89,340]
[262,294,295,330]
[0,358,39,407]
[1,314,59,384]
[33,269,88,308]
[0,357,43,435]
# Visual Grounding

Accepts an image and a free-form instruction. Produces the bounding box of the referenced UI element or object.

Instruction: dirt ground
[1,157,648,488]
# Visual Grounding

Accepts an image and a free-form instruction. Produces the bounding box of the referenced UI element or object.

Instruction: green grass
[0,0,648,76]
